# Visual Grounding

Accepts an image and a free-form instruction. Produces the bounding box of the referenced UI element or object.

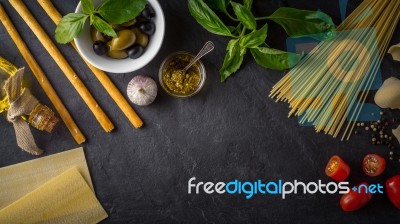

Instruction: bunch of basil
[188,0,336,82]
[55,0,147,44]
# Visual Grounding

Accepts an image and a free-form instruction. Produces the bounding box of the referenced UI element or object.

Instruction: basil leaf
[250,47,302,70]
[188,0,232,36]
[55,13,88,44]
[268,7,336,40]
[220,39,245,82]
[231,2,256,30]
[204,0,230,13]
[243,0,253,9]
[98,0,147,24]
[239,23,268,48]
[81,0,94,14]
[91,15,117,37]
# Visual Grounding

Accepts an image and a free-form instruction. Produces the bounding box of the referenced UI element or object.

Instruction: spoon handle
[183,41,214,72]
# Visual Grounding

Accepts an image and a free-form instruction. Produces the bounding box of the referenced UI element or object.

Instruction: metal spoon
[182,41,214,74]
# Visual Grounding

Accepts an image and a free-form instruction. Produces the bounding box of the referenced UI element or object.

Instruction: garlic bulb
[388,43,400,62]
[127,75,157,106]
[374,77,400,109]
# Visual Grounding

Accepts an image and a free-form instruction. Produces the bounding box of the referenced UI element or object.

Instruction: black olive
[93,41,107,55]
[139,22,155,36]
[127,45,144,59]
[142,5,155,19]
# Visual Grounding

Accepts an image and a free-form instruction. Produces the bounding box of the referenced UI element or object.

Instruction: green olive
[131,28,149,48]
[107,50,128,59]
[110,29,136,51]
[106,41,128,59]
[91,26,105,42]
[121,19,136,27]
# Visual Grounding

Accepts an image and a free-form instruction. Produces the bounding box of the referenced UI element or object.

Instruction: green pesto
[162,54,201,95]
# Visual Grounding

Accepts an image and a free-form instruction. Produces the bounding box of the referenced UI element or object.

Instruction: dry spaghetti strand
[270,0,400,140]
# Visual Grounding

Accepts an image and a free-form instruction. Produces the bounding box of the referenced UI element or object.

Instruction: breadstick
[37,0,143,128]
[0,4,86,144]
[9,0,114,132]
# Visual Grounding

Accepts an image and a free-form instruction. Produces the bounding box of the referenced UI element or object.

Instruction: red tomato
[386,175,400,209]
[325,155,350,182]
[362,154,386,177]
[340,182,372,211]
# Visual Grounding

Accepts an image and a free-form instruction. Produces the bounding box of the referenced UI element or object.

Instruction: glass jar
[159,51,206,98]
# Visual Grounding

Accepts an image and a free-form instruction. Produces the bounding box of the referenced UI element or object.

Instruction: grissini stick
[37,0,143,128]
[0,4,86,144]
[9,0,114,132]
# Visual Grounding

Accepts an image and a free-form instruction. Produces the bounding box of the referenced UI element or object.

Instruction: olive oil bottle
[0,56,58,132]
[0,57,17,113]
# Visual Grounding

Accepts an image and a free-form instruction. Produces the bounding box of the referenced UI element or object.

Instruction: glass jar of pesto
[159,51,206,97]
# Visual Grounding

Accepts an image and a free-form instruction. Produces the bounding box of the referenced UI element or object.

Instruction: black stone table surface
[1,0,400,223]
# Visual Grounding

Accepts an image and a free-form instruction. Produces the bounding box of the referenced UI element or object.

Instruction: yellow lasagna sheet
[0,167,108,223]
[0,147,92,209]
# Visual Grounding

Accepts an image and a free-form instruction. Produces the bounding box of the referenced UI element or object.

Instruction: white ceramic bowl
[74,0,165,73]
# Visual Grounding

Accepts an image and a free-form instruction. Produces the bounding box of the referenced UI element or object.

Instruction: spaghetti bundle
[270,0,400,140]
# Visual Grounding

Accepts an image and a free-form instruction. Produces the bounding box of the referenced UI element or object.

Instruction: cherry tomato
[362,154,386,177]
[340,182,372,211]
[386,175,400,209]
[325,155,350,182]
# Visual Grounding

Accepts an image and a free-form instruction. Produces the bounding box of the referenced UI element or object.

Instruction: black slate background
[1,0,400,223]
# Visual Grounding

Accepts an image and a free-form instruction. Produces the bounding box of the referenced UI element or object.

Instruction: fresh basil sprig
[220,39,244,81]
[55,13,89,44]
[55,0,147,44]
[188,0,232,37]
[231,2,256,30]
[81,0,94,14]
[267,7,336,41]
[250,47,303,70]
[188,0,336,82]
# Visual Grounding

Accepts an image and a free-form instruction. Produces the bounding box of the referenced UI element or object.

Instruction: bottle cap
[28,104,59,133]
